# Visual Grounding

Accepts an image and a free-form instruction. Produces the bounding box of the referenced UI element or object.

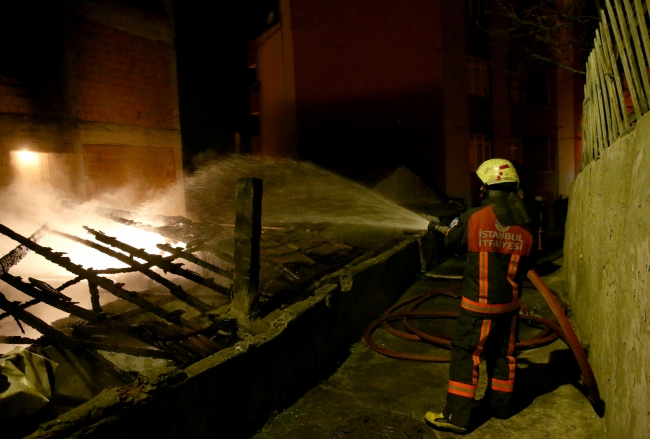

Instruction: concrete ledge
[27,236,428,439]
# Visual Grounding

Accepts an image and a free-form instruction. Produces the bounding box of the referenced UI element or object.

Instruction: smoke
[0,155,430,353]
[0,182,172,353]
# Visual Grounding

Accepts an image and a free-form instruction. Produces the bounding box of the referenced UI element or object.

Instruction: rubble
[0,186,429,437]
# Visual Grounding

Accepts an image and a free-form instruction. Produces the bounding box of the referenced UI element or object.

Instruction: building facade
[0,0,183,211]
[249,0,583,213]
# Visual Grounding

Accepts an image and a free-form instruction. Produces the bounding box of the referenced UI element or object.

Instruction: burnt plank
[232,178,262,315]
[0,223,194,328]
[0,291,133,383]
[82,227,231,296]
[52,230,215,314]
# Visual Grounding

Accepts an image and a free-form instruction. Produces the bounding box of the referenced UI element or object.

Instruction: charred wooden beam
[61,202,255,280]
[90,259,176,274]
[0,223,193,328]
[0,223,67,317]
[83,226,231,296]
[89,283,102,313]
[198,247,235,265]
[136,322,201,364]
[0,335,38,344]
[0,298,39,321]
[3,276,153,343]
[1,274,183,361]
[232,178,262,315]
[75,341,170,359]
[5,276,158,344]
[0,291,133,383]
[106,214,185,243]
[62,200,240,266]
[69,321,204,365]
[62,200,194,243]
[105,294,178,322]
[146,318,222,354]
[71,323,125,337]
[57,276,84,292]
[92,267,138,274]
[0,225,48,275]
[60,200,137,221]
[136,321,219,364]
[178,241,235,265]
[52,230,216,314]
[157,243,234,280]
[1,273,98,322]
[208,251,234,265]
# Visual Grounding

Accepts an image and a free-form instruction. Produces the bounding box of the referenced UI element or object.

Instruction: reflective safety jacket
[445,200,534,318]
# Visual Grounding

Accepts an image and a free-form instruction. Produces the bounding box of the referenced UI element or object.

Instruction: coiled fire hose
[363,269,600,405]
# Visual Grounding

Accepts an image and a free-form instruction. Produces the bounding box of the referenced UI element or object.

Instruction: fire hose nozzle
[427,220,450,235]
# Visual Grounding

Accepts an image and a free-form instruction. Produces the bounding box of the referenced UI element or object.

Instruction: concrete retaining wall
[27,236,431,439]
[565,113,650,439]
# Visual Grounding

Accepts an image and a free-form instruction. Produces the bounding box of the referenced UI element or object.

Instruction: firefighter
[425,158,534,433]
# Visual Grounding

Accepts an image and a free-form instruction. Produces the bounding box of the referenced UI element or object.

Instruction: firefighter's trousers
[443,312,519,428]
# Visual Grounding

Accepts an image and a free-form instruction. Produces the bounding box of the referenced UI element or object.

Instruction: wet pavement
[254,260,606,439]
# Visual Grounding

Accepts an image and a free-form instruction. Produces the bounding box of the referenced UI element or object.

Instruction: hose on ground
[363,270,600,406]
[363,284,560,362]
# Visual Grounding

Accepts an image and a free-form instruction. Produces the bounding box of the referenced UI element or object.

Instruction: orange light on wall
[10,150,46,185]
[16,150,39,165]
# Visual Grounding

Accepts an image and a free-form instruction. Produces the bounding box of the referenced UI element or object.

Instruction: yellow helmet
[476,158,519,186]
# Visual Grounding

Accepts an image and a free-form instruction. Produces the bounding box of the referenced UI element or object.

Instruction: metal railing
[583,0,650,168]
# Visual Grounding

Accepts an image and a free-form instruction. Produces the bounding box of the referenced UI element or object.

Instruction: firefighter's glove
[428,221,450,235]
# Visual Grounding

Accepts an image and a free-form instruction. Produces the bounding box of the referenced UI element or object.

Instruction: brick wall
[74,19,177,130]
[289,0,445,185]
[83,144,176,201]
[0,75,30,116]
[0,141,9,186]
[47,145,76,197]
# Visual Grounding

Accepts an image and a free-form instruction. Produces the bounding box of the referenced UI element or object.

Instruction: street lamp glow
[16,150,39,165]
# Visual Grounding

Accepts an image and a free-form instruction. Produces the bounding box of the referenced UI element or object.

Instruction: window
[510,138,524,165]
[468,0,488,19]
[509,73,552,106]
[469,133,492,171]
[522,137,557,172]
[468,56,489,97]
[531,138,557,172]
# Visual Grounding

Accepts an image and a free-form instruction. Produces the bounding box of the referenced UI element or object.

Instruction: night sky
[173,0,278,173]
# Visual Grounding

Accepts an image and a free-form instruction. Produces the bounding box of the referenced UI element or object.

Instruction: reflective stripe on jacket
[445,201,533,317]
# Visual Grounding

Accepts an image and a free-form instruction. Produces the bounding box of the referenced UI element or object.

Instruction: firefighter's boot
[424,411,468,434]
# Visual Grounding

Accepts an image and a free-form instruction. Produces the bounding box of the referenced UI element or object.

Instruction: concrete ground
[254,261,605,439]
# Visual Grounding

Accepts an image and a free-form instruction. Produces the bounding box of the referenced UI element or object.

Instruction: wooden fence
[583,0,650,168]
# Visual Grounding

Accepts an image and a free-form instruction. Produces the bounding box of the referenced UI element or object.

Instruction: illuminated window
[468,56,489,97]
[469,133,492,171]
